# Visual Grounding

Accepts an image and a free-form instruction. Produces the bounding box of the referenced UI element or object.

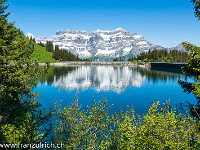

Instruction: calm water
[33,66,197,115]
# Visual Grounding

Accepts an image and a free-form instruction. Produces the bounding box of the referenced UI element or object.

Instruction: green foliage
[137,49,191,63]
[178,42,200,119]
[182,42,200,77]
[37,41,45,47]
[0,0,52,144]
[132,59,137,64]
[178,2,200,119]
[128,56,136,62]
[39,66,76,85]
[113,58,118,61]
[25,36,56,63]
[53,44,83,61]
[0,0,9,20]
[113,56,131,62]
[52,99,200,149]
[0,99,53,144]
[52,97,113,149]
[36,40,83,61]
[113,101,199,149]
[46,41,54,52]
[191,0,200,20]
[31,42,55,63]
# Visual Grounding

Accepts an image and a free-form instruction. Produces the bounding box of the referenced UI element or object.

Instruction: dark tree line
[53,45,82,61]
[44,41,85,61]
[28,36,35,49]
[136,49,191,63]
[113,57,125,61]
[128,56,136,61]
[28,38,86,61]
[38,41,45,47]
[46,41,54,52]
[29,36,36,43]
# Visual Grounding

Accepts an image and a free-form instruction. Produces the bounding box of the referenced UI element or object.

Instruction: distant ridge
[33,28,187,58]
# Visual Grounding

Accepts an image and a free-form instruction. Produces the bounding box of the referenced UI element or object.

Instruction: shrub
[52,99,200,149]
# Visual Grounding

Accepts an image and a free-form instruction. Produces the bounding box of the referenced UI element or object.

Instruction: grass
[31,43,56,63]
[22,36,56,63]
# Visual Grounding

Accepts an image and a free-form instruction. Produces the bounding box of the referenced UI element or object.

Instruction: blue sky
[8,0,200,47]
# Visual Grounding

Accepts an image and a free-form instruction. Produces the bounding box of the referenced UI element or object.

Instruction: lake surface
[33,65,197,115]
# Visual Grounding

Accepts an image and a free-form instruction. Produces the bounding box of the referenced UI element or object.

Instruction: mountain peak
[26,32,34,38]
[35,28,171,59]
[114,27,126,32]
[94,29,110,33]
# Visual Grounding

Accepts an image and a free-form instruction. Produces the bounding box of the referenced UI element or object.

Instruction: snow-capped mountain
[27,32,34,38]
[168,43,188,52]
[34,28,165,58]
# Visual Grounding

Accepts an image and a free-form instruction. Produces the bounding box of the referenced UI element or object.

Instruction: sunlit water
[33,66,197,115]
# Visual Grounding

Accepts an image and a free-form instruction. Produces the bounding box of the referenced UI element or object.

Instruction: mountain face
[34,28,180,58]
[168,43,187,52]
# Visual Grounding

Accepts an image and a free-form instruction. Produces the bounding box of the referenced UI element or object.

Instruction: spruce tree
[0,0,50,143]
[178,1,200,119]
[191,0,200,20]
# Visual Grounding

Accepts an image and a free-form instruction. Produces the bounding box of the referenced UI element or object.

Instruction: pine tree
[0,0,50,143]
[191,0,200,20]
[46,41,54,52]
[113,58,118,61]
[53,45,83,61]
[178,0,200,119]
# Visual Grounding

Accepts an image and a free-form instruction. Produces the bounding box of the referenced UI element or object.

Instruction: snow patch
[26,33,34,38]
[123,47,132,53]
[114,28,126,32]
[96,49,116,56]
[99,34,111,41]
[79,50,91,57]
[137,41,147,45]
[133,35,143,39]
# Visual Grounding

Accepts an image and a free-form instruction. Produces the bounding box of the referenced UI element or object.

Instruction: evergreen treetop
[0,0,50,143]
[191,0,200,19]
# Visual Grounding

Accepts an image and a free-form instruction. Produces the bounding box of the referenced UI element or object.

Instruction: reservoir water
[33,66,197,115]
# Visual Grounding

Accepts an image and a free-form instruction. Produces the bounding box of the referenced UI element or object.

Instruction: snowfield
[33,28,169,58]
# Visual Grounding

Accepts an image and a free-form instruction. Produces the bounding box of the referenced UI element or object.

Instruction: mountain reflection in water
[35,65,197,115]
[39,66,187,93]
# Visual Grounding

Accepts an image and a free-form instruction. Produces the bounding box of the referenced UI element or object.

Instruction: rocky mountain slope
[33,28,185,58]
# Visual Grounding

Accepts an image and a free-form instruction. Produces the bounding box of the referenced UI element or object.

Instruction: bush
[51,99,200,149]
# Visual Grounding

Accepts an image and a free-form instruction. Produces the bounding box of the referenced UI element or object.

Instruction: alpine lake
[33,65,197,116]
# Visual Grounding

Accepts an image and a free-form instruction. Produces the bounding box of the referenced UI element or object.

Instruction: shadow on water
[39,66,77,85]
[131,67,187,84]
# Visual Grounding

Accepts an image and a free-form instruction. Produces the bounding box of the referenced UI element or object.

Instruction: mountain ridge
[32,28,186,58]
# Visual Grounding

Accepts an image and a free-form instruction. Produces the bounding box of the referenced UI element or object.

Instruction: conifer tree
[0,0,50,143]
[136,49,191,63]
[178,1,200,119]
[52,44,83,61]
[113,58,118,61]
[191,0,200,19]
[46,41,54,52]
